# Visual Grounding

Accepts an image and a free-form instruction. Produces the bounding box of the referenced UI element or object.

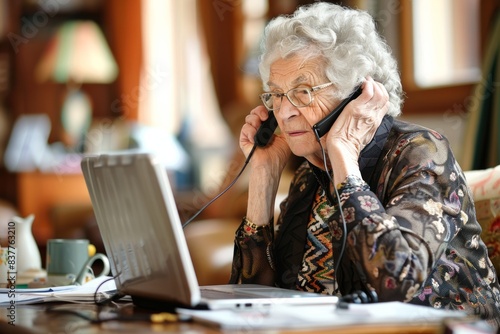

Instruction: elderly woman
[230,2,500,326]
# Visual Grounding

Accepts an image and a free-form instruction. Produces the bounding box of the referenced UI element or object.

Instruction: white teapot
[10,214,42,275]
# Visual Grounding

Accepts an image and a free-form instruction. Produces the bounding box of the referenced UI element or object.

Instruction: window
[395,0,495,114]
[412,0,480,87]
[139,0,233,192]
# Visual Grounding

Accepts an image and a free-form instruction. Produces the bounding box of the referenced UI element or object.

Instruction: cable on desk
[93,273,126,305]
[45,305,190,324]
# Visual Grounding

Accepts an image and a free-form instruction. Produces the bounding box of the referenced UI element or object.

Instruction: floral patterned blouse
[230,118,500,327]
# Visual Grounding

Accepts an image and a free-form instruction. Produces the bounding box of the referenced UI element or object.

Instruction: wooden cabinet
[17,171,92,245]
[0,1,142,248]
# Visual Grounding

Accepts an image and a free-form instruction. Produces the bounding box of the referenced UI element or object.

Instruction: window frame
[399,0,497,114]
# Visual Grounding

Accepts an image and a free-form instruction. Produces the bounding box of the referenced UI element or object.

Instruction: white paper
[0,276,117,305]
[178,302,468,331]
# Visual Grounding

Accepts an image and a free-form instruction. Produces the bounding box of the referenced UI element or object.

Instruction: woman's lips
[287,130,308,137]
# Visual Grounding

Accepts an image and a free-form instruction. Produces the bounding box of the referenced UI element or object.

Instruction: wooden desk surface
[0,302,447,334]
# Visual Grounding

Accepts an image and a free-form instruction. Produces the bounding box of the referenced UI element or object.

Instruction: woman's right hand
[239,105,291,172]
[240,105,290,226]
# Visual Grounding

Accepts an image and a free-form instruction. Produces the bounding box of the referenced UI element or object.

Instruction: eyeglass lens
[263,88,312,110]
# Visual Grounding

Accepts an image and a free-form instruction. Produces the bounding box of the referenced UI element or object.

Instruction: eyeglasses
[260,82,334,111]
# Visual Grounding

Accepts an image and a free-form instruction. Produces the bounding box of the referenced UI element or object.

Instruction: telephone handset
[254,110,279,147]
[312,85,363,139]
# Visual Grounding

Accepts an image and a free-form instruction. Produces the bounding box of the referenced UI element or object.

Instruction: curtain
[106,0,142,121]
[461,12,500,170]
[138,0,232,191]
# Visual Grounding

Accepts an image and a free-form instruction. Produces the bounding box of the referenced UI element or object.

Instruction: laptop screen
[81,153,201,307]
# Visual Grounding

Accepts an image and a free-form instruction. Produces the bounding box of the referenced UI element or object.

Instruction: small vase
[11,214,42,275]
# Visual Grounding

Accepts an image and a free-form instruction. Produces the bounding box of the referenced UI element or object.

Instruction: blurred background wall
[0,0,498,248]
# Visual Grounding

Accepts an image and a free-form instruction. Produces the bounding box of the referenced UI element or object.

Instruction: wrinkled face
[267,55,339,162]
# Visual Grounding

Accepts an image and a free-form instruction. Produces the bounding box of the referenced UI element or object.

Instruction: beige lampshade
[35,20,118,83]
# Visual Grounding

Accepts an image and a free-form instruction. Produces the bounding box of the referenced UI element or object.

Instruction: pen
[103,312,191,323]
[150,312,184,323]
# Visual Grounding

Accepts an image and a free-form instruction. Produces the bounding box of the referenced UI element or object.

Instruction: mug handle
[74,253,111,285]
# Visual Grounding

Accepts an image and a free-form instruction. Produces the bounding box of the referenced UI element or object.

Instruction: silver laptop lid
[81,152,201,307]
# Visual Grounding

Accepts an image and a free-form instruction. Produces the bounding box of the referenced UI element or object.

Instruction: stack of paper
[0,276,117,305]
[178,302,469,331]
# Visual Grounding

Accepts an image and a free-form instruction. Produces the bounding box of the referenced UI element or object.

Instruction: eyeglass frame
[260,82,334,111]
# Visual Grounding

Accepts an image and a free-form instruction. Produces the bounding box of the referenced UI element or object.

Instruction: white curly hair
[258,2,403,117]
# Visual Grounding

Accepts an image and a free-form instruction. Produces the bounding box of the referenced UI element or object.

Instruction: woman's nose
[276,96,299,120]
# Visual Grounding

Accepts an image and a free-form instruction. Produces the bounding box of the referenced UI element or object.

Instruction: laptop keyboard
[200,287,243,300]
[201,286,299,299]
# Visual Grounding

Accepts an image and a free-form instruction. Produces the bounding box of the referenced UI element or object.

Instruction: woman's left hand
[327,77,390,161]
[325,77,390,185]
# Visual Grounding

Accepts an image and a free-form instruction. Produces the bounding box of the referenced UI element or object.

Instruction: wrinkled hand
[239,105,291,171]
[326,77,390,162]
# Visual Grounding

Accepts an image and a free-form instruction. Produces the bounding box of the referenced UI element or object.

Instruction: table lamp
[35,20,118,151]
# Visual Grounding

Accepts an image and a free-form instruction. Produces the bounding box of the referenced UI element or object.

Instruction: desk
[0,302,446,334]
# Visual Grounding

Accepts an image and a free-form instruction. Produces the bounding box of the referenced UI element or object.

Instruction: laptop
[80,152,338,310]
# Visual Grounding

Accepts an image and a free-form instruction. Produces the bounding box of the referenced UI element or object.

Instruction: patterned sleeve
[340,129,468,302]
[229,161,311,286]
[229,217,275,285]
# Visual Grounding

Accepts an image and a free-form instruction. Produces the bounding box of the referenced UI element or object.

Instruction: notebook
[80,152,338,310]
